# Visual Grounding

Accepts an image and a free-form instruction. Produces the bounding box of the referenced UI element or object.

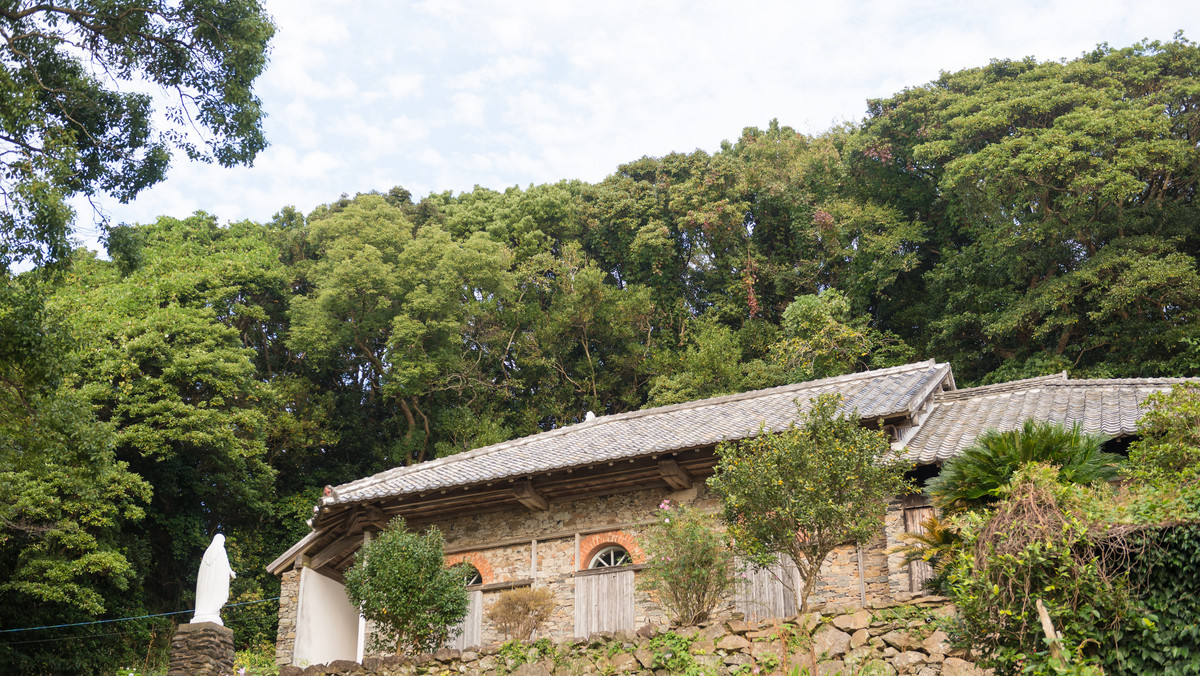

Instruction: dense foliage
[927,420,1122,511]
[4,34,1200,673]
[709,394,912,611]
[1104,524,1200,675]
[927,388,1200,674]
[0,0,273,274]
[342,519,470,655]
[940,465,1132,672]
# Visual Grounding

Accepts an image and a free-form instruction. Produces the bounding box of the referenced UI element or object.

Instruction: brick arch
[576,530,645,570]
[444,552,494,584]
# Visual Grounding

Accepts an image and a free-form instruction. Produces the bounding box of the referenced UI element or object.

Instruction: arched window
[588,545,632,569]
[462,564,483,586]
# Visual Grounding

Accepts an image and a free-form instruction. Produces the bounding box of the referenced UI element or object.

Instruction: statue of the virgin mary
[192,533,236,625]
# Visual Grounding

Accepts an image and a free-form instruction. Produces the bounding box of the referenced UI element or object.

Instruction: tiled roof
[326,360,954,507]
[902,373,1188,464]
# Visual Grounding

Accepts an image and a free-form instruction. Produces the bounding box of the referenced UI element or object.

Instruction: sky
[70,0,1199,248]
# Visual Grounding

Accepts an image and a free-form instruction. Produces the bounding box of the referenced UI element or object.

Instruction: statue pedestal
[168,621,235,676]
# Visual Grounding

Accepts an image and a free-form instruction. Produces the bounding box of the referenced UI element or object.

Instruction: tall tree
[0,281,152,673]
[859,36,1200,381]
[290,193,516,464]
[709,395,913,612]
[0,0,273,273]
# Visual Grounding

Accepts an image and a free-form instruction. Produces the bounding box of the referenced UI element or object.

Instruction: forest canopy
[2,34,1199,672]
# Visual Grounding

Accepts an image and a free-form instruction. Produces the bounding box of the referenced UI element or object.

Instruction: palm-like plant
[927,419,1121,510]
[893,513,961,570]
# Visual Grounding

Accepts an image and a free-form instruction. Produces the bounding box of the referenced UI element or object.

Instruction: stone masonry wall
[280,599,987,676]
[279,484,931,663]
[276,569,301,665]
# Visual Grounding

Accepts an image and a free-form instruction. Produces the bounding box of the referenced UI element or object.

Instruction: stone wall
[279,599,987,676]
[276,569,301,665]
[277,484,933,664]
[168,621,235,676]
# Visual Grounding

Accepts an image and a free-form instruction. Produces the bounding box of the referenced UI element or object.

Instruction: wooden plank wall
[733,558,798,622]
[904,506,936,593]
[448,590,482,650]
[574,571,634,637]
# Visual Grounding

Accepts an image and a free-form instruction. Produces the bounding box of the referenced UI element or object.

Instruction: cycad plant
[927,419,1121,511]
[893,513,960,570]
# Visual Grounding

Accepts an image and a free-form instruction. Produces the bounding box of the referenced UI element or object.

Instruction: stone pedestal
[168,621,235,676]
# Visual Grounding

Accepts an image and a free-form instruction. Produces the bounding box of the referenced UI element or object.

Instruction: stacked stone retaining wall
[280,598,987,676]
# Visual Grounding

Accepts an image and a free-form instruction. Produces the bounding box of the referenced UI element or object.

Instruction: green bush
[637,500,737,625]
[342,518,469,655]
[1126,383,1200,486]
[941,465,1132,674]
[1103,524,1200,675]
[927,419,1120,511]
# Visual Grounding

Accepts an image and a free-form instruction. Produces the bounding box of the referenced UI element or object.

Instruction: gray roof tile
[902,375,1190,464]
[329,360,953,506]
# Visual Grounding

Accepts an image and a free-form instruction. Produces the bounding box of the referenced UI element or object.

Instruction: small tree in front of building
[343,518,470,655]
[708,394,913,612]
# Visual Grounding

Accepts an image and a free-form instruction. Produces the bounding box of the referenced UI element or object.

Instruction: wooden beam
[310,536,362,570]
[358,504,387,530]
[443,519,657,555]
[658,459,692,490]
[513,481,549,511]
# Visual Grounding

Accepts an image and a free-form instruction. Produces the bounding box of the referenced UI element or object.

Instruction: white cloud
[70,0,1198,237]
[451,92,486,126]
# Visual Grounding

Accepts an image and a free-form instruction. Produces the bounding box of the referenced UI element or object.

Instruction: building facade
[269,361,1183,666]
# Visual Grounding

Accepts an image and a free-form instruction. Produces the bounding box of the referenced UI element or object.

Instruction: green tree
[859,36,1200,382]
[927,419,1121,511]
[50,217,282,611]
[0,280,154,673]
[0,0,273,273]
[343,519,470,655]
[289,193,516,464]
[0,2,274,660]
[1125,383,1200,486]
[769,289,914,382]
[708,394,912,611]
[518,244,659,420]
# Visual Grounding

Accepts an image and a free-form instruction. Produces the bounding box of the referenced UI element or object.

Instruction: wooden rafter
[512,481,549,511]
[657,459,692,490]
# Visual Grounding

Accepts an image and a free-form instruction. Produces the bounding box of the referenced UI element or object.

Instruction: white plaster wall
[294,567,359,665]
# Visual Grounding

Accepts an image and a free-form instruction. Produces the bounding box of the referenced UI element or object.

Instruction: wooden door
[904,506,936,593]
[448,590,482,650]
[733,557,799,622]
[574,570,634,637]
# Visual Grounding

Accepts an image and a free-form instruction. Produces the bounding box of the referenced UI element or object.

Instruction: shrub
[637,500,737,625]
[941,464,1133,673]
[927,419,1120,511]
[1103,523,1200,675]
[487,586,555,641]
[1126,383,1200,486]
[342,518,470,655]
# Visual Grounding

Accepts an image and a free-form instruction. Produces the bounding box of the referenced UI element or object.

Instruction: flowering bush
[637,499,737,625]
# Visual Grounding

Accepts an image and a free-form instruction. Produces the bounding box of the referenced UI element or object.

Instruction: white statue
[192,533,236,625]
